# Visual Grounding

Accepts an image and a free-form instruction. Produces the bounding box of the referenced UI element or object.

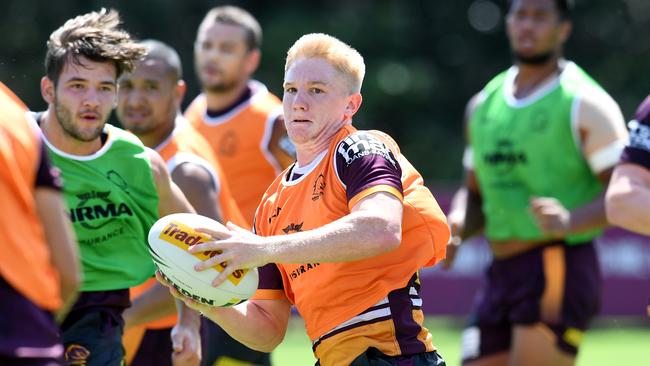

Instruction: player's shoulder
[335,129,397,167]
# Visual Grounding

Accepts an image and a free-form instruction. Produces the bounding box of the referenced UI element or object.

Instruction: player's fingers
[194,252,233,271]
[188,241,225,254]
[195,227,231,240]
[211,266,235,287]
[155,270,171,287]
[226,221,250,234]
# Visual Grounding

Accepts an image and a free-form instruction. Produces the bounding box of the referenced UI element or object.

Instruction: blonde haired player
[161,33,451,366]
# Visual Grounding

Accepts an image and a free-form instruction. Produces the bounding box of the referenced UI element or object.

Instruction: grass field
[271,317,650,365]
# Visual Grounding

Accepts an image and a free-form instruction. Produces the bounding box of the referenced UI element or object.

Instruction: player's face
[52,57,116,142]
[283,57,360,146]
[506,0,570,62]
[194,22,255,93]
[117,59,178,135]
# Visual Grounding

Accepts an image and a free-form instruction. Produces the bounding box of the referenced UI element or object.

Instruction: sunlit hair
[45,8,146,85]
[139,39,183,81]
[285,33,365,93]
[198,6,262,51]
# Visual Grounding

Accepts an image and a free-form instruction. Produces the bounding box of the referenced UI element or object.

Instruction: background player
[445,0,629,365]
[162,33,451,366]
[117,39,248,366]
[185,5,295,226]
[35,9,200,366]
[0,82,80,366]
[606,95,650,236]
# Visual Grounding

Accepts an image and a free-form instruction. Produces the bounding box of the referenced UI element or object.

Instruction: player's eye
[285,87,297,94]
[310,88,324,94]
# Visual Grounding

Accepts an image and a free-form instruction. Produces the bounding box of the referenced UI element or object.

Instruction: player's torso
[470,63,603,242]
[186,88,282,222]
[44,125,159,291]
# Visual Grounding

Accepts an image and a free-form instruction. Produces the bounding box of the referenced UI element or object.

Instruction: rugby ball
[147,213,259,307]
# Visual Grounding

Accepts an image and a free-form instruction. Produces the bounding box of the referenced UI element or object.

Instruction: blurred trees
[1,0,648,182]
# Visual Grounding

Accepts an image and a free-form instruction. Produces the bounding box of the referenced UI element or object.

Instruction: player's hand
[442,234,462,270]
[170,312,201,366]
[529,197,571,237]
[442,213,463,269]
[155,271,209,312]
[190,222,270,287]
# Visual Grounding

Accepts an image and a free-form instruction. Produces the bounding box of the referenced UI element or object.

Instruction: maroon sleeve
[35,142,62,190]
[257,263,284,291]
[620,95,650,169]
[335,132,403,203]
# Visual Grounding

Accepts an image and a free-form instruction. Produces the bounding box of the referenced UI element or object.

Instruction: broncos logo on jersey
[336,132,397,167]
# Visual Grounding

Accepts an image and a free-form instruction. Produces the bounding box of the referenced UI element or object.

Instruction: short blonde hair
[285,33,365,93]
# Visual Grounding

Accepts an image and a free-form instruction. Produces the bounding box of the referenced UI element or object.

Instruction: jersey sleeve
[335,132,403,208]
[251,263,287,300]
[620,95,650,169]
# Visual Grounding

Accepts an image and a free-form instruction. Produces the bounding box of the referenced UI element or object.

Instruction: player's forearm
[448,186,484,239]
[175,299,201,332]
[265,210,401,264]
[606,185,650,235]
[124,282,177,329]
[567,193,609,234]
[35,188,81,319]
[202,301,287,352]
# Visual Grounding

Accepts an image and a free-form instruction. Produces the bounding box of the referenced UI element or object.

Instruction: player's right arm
[33,145,80,320]
[157,271,292,353]
[444,93,485,269]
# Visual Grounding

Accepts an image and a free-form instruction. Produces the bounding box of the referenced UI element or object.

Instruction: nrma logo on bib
[483,139,527,174]
[69,190,134,229]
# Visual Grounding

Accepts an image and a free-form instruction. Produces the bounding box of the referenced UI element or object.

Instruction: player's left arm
[605,163,650,235]
[146,148,201,366]
[267,114,296,170]
[530,90,629,237]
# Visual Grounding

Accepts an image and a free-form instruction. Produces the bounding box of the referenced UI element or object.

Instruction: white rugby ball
[147,213,258,307]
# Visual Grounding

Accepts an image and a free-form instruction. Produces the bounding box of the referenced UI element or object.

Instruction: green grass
[272,317,650,365]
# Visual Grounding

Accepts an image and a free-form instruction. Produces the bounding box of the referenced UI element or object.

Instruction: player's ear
[244,49,261,75]
[344,93,362,120]
[40,77,55,104]
[559,19,572,45]
[175,80,187,107]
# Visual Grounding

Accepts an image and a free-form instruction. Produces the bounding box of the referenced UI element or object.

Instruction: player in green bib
[35,9,201,366]
[445,1,628,366]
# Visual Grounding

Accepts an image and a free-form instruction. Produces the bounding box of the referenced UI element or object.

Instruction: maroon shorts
[0,276,63,365]
[461,241,602,362]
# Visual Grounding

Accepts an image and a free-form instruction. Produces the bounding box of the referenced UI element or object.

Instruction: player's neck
[41,109,103,156]
[513,57,563,99]
[204,80,249,112]
[295,120,349,166]
[136,119,176,150]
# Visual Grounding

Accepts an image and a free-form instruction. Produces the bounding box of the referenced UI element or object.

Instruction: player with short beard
[35,9,201,366]
[445,0,629,365]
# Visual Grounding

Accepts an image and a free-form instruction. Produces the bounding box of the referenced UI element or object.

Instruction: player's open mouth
[79,113,100,121]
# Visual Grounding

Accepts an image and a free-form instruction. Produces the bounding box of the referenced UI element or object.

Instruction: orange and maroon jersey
[253,125,449,365]
[0,82,62,311]
[184,81,284,226]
